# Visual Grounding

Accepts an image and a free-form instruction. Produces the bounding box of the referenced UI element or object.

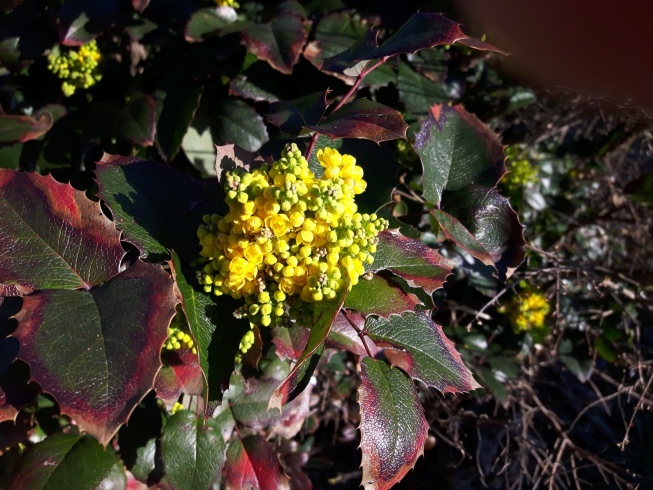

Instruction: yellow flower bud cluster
[234,329,256,363]
[47,40,102,97]
[507,290,550,332]
[163,314,197,355]
[170,401,184,415]
[214,0,239,7]
[197,144,387,327]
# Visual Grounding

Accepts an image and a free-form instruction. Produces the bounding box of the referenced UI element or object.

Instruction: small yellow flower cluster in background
[214,0,239,8]
[47,40,102,97]
[197,144,387,328]
[163,314,197,355]
[505,289,550,333]
[502,147,539,192]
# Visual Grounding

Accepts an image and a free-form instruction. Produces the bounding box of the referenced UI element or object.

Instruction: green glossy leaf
[130,438,157,482]
[95,154,221,261]
[397,63,451,118]
[269,285,347,410]
[302,12,366,69]
[229,75,279,103]
[308,99,408,143]
[272,325,310,361]
[433,185,526,280]
[11,433,124,489]
[155,78,203,161]
[0,170,124,296]
[170,253,249,406]
[327,311,377,358]
[345,275,421,318]
[365,311,480,393]
[161,410,231,490]
[223,434,290,490]
[358,357,428,490]
[0,144,21,170]
[0,109,53,143]
[414,104,506,206]
[367,230,454,294]
[212,98,269,152]
[181,125,217,178]
[185,7,239,42]
[266,91,327,135]
[12,261,178,445]
[242,12,307,75]
[115,94,156,147]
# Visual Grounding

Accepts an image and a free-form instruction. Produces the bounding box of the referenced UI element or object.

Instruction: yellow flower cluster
[508,290,550,332]
[197,144,387,327]
[163,315,197,355]
[234,329,256,363]
[214,0,239,8]
[47,41,102,97]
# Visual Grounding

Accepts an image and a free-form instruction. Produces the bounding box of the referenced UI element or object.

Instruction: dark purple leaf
[115,94,156,147]
[155,349,204,406]
[266,91,328,135]
[272,325,309,361]
[223,434,290,490]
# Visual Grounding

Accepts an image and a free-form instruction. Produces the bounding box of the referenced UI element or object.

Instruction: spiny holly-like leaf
[185,7,240,42]
[0,356,40,423]
[307,99,408,143]
[367,230,454,294]
[266,91,328,135]
[358,357,428,490]
[215,143,269,187]
[155,77,203,161]
[115,93,156,147]
[12,261,178,446]
[365,311,480,393]
[0,169,124,296]
[242,12,307,75]
[413,104,506,206]
[223,434,290,490]
[226,358,310,439]
[322,12,502,75]
[95,154,220,261]
[161,410,232,490]
[432,186,526,280]
[397,63,452,118]
[213,98,269,152]
[272,324,309,361]
[303,13,366,70]
[170,253,249,406]
[327,311,378,358]
[345,275,421,318]
[269,285,347,410]
[11,433,125,489]
[155,349,203,406]
[0,107,53,143]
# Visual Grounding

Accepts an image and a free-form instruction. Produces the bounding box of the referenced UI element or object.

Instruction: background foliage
[1,0,652,489]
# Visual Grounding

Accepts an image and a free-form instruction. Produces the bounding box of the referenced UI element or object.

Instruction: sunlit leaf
[365,312,480,393]
[161,410,231,490]
[223,434,290,490]
[12,261,178,446]
[155,349,203,406]
[212,98,269,152]
[327,311,377,358]
[345,275,421,318]
[367,230,454,294]
[358,357,427,490]
[0,108,53,143]
[307,99,408,143]
[272,325,310,361]
[11,433,125,489]
[0,170,124,296]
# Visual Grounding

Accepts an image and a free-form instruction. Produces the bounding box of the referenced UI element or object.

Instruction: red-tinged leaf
[367,230,454,295]
[433,186,526,280]
[95,154,221,262]
[0,170,125,295]
[413,104,506,206]
[272,325,309,361]
[170,253,249,406]
[365,311,480,393]
[327,311,378,358]
[155,349,204,406]
[307,99,408,143]
[115,94,157,147]
[269,285,347,410]
[242,13,307,75]
[12,261,178,446]
[215,143,269,187]
[132,0,149,13]
[223,434,290,490]
[161,410,232,490]
[0,108,53,143]
[266,91,328,135]
[358,357,428,490]
[11,433,125,489]
[345,275,421,318]
[226,359,310,439]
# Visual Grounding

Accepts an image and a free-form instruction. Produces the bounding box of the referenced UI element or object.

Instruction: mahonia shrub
[0,4,528,490]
